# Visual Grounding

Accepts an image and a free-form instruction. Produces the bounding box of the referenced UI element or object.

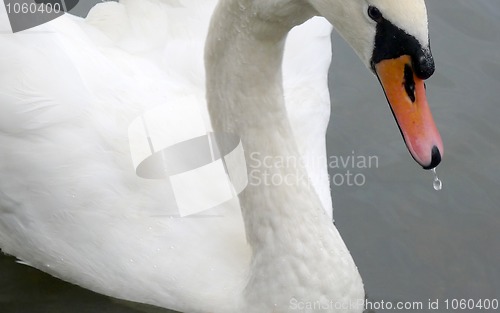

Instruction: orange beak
[375,55,443,169]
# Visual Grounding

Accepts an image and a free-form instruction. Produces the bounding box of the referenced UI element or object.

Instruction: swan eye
[368,6,383,22]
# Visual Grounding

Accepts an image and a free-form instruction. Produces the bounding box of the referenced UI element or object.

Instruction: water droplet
[169,246,175,250]
[431,168,442,191]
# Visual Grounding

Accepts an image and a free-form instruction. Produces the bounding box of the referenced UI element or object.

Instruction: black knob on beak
[412,49,435,79]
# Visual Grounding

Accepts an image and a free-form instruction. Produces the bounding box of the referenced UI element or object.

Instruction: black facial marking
[371,18,435,79]
[404,64,416,103]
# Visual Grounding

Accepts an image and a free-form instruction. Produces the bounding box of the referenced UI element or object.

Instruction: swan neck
[204,1,364,309]
[206,0,325,245]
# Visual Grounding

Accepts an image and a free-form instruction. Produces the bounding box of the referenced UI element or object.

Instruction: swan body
[0,0,441,312]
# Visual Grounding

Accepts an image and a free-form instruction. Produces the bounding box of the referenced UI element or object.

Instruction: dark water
[329,0,500,311]
[1,0,499,312]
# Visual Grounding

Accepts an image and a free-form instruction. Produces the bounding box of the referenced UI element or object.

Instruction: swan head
[310,0,443,169]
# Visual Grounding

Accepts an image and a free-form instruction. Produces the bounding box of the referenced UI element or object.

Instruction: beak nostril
[404,64,416,102]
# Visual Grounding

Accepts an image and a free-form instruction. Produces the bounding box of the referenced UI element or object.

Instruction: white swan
[0,0,443,312]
